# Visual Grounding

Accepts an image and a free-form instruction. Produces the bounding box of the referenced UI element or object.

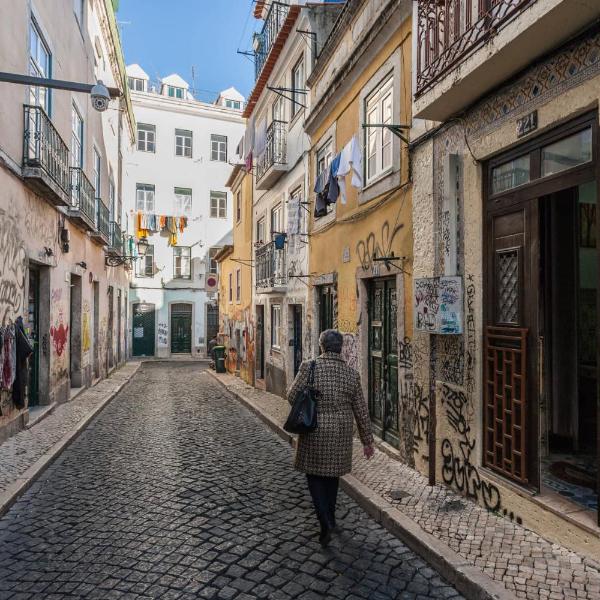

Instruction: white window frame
[211,134,227,162]
[271,304,281,349]
[271,203,283,238]
[365,76,393,184]
[137,123,156,152]
[168,86,184,99]
[174,187,192,216]
[236,190,242,223]
[29,19,51,113]
[210,191,227,219]
[228,273,233,303]
[137,243,154,278]
[136,183,155,212]
[256,217,265,245]
[109,179,116,221]
[93,148,101,197]
[225,99,241,109]
[175,129,192,158]
[71,103,84,168]
[208,247,220,274]
[173,246,191,280]
[128,77,145,92]
[236,269,241,303]
[291,56,305,118]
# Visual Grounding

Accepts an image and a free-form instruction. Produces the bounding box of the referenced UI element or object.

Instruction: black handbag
[284,360,320,434]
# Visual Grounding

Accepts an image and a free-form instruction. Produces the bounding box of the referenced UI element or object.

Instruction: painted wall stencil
[414,276,463,334]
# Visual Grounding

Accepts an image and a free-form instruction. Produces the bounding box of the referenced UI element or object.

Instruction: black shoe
[319,527,332,548]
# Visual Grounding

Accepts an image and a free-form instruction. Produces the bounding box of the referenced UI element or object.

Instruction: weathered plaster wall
[411,26,600,558]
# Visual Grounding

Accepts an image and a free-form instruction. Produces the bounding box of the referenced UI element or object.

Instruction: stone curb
[208,370,517,600]
[0,362,141,518]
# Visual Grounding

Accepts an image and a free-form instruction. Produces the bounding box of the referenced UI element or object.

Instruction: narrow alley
[0,363,464,600]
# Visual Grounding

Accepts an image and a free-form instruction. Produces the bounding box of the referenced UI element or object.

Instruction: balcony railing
[416,0,535,95]
[255,241,287,289]
[95,200,110,242]
[23,104,70,196]
[256,120,287,182]
[254,1,290,79]
[69,167,96,227]
[108,221,124,255]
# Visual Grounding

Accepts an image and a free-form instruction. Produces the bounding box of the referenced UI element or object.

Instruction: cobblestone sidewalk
[0,362,139,499]
[210,372,600,600]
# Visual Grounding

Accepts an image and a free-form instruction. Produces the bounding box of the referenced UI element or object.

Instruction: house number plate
[517,110,538,138]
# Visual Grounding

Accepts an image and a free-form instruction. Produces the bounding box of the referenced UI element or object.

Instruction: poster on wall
[414,276,463,334]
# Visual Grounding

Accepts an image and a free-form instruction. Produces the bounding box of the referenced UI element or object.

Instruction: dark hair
[319,329,343,354]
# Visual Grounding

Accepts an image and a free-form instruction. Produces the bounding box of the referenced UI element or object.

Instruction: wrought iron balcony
[254,1,290,80]
[416,0,535,96]
[22,104,70,205]
[255,241,287,290]
[256,120,287,189]
[69,167,96,231]
[91,200,110,245]
[107,221,124,255]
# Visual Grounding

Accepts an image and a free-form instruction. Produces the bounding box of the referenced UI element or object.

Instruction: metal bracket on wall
[266,85,308,109]
[362,123,411,145]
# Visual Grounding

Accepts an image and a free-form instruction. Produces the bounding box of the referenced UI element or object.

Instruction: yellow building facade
[216,164,255,385]
[305,1,415,461]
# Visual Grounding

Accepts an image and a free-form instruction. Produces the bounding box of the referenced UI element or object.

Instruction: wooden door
[484,200,539,487]
[256,305,265,380]
[171,304,192,354]
[368,278,400,448]
[27,266,40,407]
[292,305,302,376]
[132,303,155,357]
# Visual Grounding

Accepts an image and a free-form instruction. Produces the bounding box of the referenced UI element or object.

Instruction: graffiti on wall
[465,275,476,395]
[82,302,91,354]
[158,322,168,346]
[356,221,404,271]
[414,276,463,334]
[50,302,68,358]
[0,209,26,325]
[440,383,501,512]
[340,333,359,371]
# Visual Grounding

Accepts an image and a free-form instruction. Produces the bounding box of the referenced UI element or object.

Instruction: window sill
[358,168,400,205]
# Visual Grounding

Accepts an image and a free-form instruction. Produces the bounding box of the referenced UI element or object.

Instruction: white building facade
[124,65,244,357]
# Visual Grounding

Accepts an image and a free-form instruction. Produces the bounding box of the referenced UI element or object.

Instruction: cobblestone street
[0,363,464,600]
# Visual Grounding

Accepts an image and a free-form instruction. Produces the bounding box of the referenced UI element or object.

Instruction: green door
[368,278,399,448]
[132,303,155,357]
[171,304,192,354]
[27,266,40,407]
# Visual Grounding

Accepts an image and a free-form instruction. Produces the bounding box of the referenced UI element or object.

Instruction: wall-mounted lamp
[105,237,148,267]
[76,261,87,270]
[43,246,54,257]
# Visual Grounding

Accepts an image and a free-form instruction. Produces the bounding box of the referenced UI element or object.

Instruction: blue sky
[117,0,259,103]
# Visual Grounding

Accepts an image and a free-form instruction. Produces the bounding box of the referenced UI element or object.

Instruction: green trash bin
[213,345,226,373]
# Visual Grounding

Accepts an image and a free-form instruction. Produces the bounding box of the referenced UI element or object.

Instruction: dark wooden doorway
[484,112,598,523]
[368,278,400,448]
[256,305,265,380]
[27,265,40,407]
[132,303,155,357]
[292,305,302,376]
[171,303,192,354]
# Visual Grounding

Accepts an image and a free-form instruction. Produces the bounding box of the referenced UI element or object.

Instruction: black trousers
[306,474,339,530]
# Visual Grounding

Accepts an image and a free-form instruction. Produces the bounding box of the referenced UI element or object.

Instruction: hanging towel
[336,134,363,204]
[167,217,178,247]
[159,215,167,229]
[136,212,149,239]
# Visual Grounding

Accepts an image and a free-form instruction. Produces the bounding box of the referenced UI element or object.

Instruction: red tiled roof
[254,0,266,18]
[243,5,301,119]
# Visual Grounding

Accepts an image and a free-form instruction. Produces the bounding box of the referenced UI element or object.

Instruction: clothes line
[136,212,188,246]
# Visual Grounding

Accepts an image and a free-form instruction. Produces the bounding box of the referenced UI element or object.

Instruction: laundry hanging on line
[136,212,188,246]
[336,134,363,204]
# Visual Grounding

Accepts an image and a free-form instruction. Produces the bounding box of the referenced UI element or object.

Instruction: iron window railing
[254,1,290,80]
[416,0,535,95]
[109,221,124,254]
[256,120,287,182]
[96,200,110,240]
[23,104,70,194]
[70,167,96,225]
[255,241,287,289]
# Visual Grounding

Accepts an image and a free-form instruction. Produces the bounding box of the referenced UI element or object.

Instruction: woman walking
[287,329,374,547]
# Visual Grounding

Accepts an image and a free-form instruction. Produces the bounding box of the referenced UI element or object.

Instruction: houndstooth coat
[287,352,374,477]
